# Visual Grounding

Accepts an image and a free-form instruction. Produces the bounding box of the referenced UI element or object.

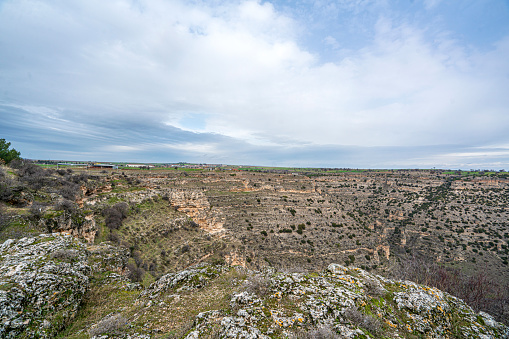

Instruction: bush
[59,183,79,200]
[243,274,271,297]
[16,161,43,176]
[291,325,340,339]
[297,224,306,234]
[126,262,144,282]
[29,202,46,219]
[132,250,143,266]
[0,183,13,204]
[0,204,10,228]
[50,249,79,261]
[391,255,509,325]
[18,163,48,190]
[102,202,128,230]
[344,307,382,335]
[364,277,385,297]
[107,232,120,243]
[55,199,76,214]
[89,314,128,337]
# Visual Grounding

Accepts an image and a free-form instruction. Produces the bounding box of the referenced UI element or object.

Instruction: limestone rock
[0,234,90,338]
[180,263,509,338]
[140,263,227,299]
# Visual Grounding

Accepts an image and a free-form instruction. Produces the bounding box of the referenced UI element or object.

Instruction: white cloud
[163,142,220,155]
[104,145,144,152]
[324,36,339,49]
[1,0,508,160]
[424,0,443,10]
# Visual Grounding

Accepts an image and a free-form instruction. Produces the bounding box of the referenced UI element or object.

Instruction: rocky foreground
[0,234,507,338]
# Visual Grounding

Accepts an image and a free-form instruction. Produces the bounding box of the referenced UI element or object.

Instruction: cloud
[3,101,509,169]
[323,36,340,49]
[424,0,443,10]
[0,0,508,168]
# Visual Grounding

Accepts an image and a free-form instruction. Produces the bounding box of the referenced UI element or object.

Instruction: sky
[1,0,509,169]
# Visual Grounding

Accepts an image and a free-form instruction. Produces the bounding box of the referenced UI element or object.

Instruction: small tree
[0,139,21,164]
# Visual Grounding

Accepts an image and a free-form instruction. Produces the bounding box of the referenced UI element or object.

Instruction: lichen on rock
[180,263,509,338]
[0,234,90,338]
[1,233,508,339]
[139,263,227,299]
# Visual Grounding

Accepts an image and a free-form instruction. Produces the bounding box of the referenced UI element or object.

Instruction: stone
[0,234,90,338]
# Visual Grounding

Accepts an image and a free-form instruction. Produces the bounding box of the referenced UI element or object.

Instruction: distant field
[32,162,509,178]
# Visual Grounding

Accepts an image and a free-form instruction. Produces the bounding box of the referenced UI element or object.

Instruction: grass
[2,165,508,336]
[57,276,140,338]
[104,197,234,282]
[106,196,125,205]
[35,164,59,168]
[0,217,45,242]
[58,266,245,338]
[438,170,509,177]
[136,269,240,335]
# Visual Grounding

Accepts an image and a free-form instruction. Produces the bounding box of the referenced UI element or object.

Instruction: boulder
[0,234,90,338]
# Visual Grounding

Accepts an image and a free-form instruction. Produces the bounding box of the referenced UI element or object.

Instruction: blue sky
[1,0,509,169]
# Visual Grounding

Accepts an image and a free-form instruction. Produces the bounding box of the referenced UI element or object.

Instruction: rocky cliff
[1,234,508,338]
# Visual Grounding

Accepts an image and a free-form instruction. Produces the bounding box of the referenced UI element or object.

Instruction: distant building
[89,163,118,169]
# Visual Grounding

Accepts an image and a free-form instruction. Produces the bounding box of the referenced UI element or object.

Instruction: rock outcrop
[0,234,90,338]
[140,263,509,338]
[38,211,97,243]
[166,189,226,234]
[1,234,507,338]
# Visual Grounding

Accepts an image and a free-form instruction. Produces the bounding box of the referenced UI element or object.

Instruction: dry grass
[88,314,128,337]
[50,249,79,261]
[115,198,231,283]
[344,306,383,336]
[290,325,341,339]
[242,273,271,297]
[127,268,243,336]
[57,279,139,338]
[391,255,509,325]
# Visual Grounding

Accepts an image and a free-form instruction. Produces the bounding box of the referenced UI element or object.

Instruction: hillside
[1,162,509,337]
[1,234,508,338]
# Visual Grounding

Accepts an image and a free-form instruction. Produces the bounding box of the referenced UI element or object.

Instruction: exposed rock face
[140,264,228,299]
[0,234,90,338]
[84,187,225,234]
[0,232,507,338]
[38,212,97,243]
[139,263,509,338]
[166,189,226,234]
